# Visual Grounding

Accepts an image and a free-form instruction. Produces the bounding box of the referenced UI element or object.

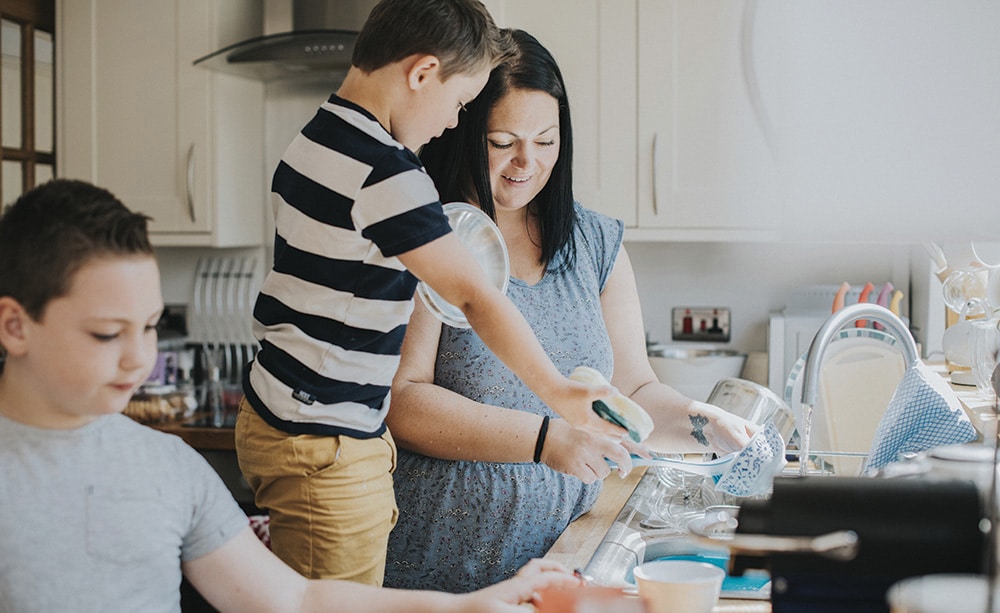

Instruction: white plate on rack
[415,202,509,328]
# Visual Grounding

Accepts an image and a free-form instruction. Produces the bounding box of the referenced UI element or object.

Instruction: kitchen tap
[801,304,920,406]
[798,303,920,475]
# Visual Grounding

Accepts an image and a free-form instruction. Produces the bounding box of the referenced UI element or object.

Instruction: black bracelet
[533,415,550,463]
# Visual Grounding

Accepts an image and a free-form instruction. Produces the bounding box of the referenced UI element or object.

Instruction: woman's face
[486,88,561,213]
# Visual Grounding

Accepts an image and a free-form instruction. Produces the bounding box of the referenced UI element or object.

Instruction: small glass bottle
[205,366,224,428]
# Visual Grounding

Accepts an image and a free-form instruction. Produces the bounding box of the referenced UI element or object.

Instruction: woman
[384,30,755,592]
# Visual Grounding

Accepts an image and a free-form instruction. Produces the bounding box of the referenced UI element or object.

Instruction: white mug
[633,560,724,613]
[889,574,1000,613]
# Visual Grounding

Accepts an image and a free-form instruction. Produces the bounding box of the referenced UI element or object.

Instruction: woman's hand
[541,377,628,439]
[687,401,756,454]
[540,418,633,482]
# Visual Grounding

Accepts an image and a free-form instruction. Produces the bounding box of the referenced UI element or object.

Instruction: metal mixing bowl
[706,377,796,442]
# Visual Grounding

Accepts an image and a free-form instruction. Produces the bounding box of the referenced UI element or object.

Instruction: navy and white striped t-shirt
[244,94,452,438]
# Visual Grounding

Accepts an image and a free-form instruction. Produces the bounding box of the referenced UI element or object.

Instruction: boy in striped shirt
[237,0,630,586]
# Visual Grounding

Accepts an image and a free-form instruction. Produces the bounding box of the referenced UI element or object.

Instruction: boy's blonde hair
[352,0,515,80]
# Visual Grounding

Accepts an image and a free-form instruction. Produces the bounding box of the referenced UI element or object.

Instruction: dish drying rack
[189,256,260,385]
[782,442,869,477]
[785,303,922,477]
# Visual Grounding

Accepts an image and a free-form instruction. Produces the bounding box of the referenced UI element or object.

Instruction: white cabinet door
[635,0,781,241]
[483,0,637,225]
[755,0,1000,244]
[57,0,265,247]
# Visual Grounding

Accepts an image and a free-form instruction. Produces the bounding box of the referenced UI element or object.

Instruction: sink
[582,469,772,599]
[582,469,723,586]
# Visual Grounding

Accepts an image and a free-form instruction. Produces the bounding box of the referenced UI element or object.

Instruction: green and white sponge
[569,366,654,443]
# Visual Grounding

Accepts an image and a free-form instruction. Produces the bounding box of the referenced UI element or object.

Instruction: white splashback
[627,241,911,353]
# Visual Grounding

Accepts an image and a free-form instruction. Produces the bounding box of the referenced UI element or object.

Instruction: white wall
[627,241,911,352]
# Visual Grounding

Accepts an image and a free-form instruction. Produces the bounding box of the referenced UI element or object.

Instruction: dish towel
[862,361,978,475]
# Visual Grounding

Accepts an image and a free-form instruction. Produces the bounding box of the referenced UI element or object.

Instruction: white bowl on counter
[647,346,747,402]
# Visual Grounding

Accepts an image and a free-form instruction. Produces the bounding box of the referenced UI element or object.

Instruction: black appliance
[730,476,988,612]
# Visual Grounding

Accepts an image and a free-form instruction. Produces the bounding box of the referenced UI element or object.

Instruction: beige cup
[633,560,725,613]
[888,574,1000,613]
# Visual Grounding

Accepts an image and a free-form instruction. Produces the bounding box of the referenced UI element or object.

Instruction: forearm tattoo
[689,414,710,447]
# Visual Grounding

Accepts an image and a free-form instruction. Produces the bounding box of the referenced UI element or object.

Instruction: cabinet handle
[185,143,196,223]
[739,0,777,160]
[651,132,659,216]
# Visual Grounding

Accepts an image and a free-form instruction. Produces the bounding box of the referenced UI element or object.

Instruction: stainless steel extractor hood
[194,0,380,82]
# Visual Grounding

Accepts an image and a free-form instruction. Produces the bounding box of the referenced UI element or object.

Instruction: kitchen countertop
[932,362,998,440]
[152,415,235,451]
[544,468,647,571]
[142,362,988,611]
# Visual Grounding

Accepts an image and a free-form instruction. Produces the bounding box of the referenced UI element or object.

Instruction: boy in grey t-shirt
[0,179,577,612]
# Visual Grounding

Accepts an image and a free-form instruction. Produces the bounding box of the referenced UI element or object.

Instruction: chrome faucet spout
[800,303,920,407]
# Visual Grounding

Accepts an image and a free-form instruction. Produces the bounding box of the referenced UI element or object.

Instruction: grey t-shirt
[0,413,247,612]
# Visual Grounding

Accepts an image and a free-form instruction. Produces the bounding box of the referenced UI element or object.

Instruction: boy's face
[0,256,163,429]
[401,63,489,151]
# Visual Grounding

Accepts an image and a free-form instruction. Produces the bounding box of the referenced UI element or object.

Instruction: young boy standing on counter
[236,0,631,585]
[0,179,580,612]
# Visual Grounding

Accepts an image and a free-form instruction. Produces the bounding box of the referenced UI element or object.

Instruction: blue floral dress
[384,204,623,592]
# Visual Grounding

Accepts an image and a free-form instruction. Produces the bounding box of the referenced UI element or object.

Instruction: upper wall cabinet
[495,0,1000,244]
[752,0,1000,243]
[494,0,780,241]
[57,0,266,247]
[636,0,782,242]
[486,0,638,226]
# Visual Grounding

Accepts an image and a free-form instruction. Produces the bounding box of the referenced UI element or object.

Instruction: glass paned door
[0,0,55,205]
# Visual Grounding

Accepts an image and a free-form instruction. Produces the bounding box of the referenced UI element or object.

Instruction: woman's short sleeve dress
[384,204,624,592]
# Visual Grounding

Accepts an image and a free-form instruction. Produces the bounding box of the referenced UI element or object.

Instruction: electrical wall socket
[672,307,731,342]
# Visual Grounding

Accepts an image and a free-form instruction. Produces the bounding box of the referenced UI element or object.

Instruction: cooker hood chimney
[194,0,380,82]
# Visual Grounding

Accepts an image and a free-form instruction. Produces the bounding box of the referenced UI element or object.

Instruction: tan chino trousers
[234,398,398,585]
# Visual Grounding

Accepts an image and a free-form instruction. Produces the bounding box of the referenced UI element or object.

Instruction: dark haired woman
[384,30,755,592]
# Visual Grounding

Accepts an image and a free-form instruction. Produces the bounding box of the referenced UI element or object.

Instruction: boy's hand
[459,559,582,612]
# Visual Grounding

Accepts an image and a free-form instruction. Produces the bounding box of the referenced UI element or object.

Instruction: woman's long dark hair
[421,29,577,271]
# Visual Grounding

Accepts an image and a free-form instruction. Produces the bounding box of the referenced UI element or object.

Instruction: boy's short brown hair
[0,179,153,321]
[352,0,515,80]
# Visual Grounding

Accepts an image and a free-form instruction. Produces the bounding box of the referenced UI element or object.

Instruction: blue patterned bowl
[714,422,787,497]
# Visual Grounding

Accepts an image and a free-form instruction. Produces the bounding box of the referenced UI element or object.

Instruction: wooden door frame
[1,0,55,197]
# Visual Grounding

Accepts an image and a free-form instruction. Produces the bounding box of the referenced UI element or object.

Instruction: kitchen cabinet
[635,0,781,242]
[752,0,1000,244]
[493,0,779,241]
[495,1,1000,244]
[484,0,638,225]
[57,0,266,247]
